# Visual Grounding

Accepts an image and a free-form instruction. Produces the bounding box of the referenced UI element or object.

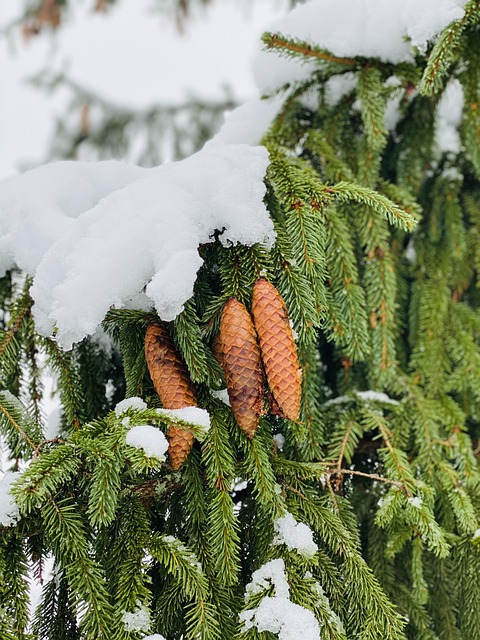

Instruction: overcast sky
[0,0,288,179]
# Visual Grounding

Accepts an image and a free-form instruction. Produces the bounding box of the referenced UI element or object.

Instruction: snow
[115,397,148,416]
[211,388,231,406]
[312,582,345,634]
[273,433,285,450]
[241,596,321,640]
[273,512,318,558]
[142,636,167,640]
[121,601,151,633]
[324,73,357,107]
[436,79,464,154]
[157,407,211,432]
[253,51,315,95]
[473,529,480,539]
[325,390,399,406]
[254,0,467,92]
[125,425,169,461]
[209,95,285,146]
[246,559,290,599]
[405,239,417,265]
[356,391,399,405]
[0,161,146,277]
[0,471,21,527]
[384,77,405,132]
[44,407,63,440]
[442,166,464,181]
[408,496,423,508]
[240,559,320,640]
[0,144,273,349]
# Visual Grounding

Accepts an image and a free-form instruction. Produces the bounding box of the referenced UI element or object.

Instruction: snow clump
[273,512,318,558]
[157,406,211,433]
[115,396,148,416]
[121,601,151,632]
[0,144,273,350]
[240,559,321,640]
[408,496,423,509]
[0,471,21,527]
[125,426,169,461]
[210,388,231,406]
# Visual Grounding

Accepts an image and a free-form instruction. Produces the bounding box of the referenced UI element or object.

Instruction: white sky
[0,0,288,178]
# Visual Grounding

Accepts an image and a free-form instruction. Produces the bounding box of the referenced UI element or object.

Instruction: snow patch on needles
[115,397,148,416]
[0,471,21,527]
[126,426,169,461]
[241,598,321,640]
[211,388,231,406]
[246,559,290,599]
[273,512,318,558]
[142,636,168,640]
[355,391,399,405]
[254,0,467,92]
[325,390,399,406]
[408,496,423,509]
[122,601,151,633]
[0,144,273,349]
[240,559,321,640]
[157,406,210,432]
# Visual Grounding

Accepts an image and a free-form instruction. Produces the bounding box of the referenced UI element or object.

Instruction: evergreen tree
[2,2,480,639]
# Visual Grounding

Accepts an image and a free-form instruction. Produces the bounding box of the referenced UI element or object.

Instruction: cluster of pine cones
[144,278,302,470]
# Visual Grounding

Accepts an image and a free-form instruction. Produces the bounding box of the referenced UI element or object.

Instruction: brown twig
[33,437,66,458]
[324,466,405,490]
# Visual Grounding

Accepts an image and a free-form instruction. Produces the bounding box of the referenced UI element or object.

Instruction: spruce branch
[262,32,358,66]
[327,182,417,230]
[418,0,480,96]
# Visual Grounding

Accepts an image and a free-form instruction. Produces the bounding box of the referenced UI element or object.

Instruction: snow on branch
[0,144,274,349]
[254,0,467,92]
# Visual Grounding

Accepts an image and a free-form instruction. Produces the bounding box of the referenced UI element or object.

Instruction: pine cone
[219,298,263,438]
[144,323,197,470]
[251,278,302,421]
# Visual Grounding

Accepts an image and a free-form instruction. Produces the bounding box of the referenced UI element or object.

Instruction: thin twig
[33,437,66,457]
[265,34,357,66]
[324,467,405,490]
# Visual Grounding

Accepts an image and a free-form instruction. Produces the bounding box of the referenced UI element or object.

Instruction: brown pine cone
[251,278,302,421]
[144,323,197,470]
[219,298,263,438]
